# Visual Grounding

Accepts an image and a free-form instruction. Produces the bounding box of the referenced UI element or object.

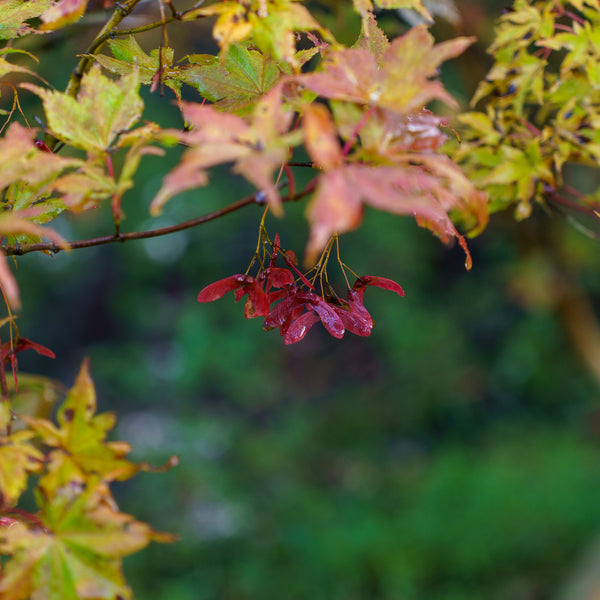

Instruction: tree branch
[64,0,144,100]
[3,179,316,257]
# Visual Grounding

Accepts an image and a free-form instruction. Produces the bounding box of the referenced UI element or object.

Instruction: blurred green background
[10,1,600,599]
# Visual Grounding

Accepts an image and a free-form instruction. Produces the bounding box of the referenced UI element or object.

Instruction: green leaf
[0,49,40,80]
[0,483,173,600]
[92,36,183,99]
[25,360,140,497]
[0,403,44,506]
[186,0,331,67]
[353,0,432,21]
[0,0,53,39]
[184,42,295,115]
[22,65,144,152]
[0,123,80,191]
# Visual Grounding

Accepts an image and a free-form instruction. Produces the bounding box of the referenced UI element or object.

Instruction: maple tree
[0,0,599,597]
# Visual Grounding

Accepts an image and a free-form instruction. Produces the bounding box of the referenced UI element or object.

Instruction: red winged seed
[267,289,288,303]
[279,305,305,337]
[264,292,298,329]
[347,289,374,327]
[14,338,56,359]
[270,233,281,267]
[263,267,295,288]
[198,275,247,302]
[310,297,345,339]
[353,276,405,298]
[333,305,372,337]
[1,338,56,361]
[245,283,270,317]
[284,312,320,344]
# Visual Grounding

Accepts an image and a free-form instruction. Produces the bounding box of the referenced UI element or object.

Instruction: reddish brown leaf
[305,168,364,264]
[297,25,475,114]
[302,103,344,170]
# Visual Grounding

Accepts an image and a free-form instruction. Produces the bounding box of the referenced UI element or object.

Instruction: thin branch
[64,0,144,100]
[287,161,315,168]
[110,16,177,37]
[3,179,316,258]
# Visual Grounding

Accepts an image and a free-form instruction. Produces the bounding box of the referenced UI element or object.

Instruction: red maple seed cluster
[197,235,404,345]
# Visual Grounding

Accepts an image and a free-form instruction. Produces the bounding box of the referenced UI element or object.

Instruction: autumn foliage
[1,0,600,597]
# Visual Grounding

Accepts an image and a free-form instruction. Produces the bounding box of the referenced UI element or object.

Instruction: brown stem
[111,15,177,37]
[3,180,315,257]
[547,189,600,218]
[0,332,7,405]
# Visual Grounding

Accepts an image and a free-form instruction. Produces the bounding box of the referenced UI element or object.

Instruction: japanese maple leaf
[22,65,143,153]
[301,93,487,267]
[0,0,53,39]
[184,0,328,68]
[40,0,88,31]
[297,24,474,114]
[0,404,44,507]
[25,361,140,497]
[0,123,80,191]
[183,42,320,115]
[0,482,174,600]
[353,0,432,21]
[93,36,184,100]
[331,104,450,156]
[151,86,300,216]
[305,160,487,268]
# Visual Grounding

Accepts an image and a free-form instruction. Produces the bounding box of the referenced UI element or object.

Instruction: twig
[3,179,316,258]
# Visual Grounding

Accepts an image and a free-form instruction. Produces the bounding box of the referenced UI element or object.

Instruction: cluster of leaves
[8,0,599,595]
[197,232,404,344]
[0,359,176,600]
[454,0,600,220]
[0,0,487,305]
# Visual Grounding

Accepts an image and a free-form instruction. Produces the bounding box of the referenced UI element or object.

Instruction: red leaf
[284,312,320,345]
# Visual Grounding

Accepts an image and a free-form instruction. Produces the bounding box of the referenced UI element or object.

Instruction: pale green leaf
[22,65,144,152]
